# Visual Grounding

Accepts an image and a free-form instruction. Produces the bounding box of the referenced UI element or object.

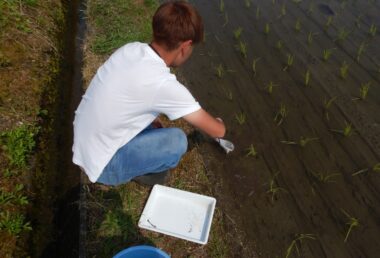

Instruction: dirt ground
[180,0,380,257]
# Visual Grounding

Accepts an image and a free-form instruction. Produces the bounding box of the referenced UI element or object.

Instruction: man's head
[152,1,204,66]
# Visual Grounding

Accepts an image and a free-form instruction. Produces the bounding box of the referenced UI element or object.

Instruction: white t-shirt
[72,42,201,182]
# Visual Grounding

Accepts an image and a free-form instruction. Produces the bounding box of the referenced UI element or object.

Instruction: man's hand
[183,109,226,138]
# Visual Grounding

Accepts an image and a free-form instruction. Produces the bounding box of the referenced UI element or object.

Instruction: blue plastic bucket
[113,245,170,258]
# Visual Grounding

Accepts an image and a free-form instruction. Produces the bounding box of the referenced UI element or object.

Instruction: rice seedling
[281,136,318,147]
[223,12,229,27]
[256,6,260,20]
[311,170,341,183]
[323,96,337,121]
[279,3,286,17]
[246,144,258,157]
[222,86,233,101]
[369,24,377,37]
[235,112,246,125]
[304,69,311,86]
[272,0,276,5]
[324,16,333,30]
[245,0,251,8]
[339,61,349,79]
[264,23,270,35]
[265,81,277,94]
[341,209,359,243]
[335,27,350,42]
[219,0,225,13]
[307,2,315,14]
[235,41,248,59]
[283,53,294,71]
[330,120,354,137]
[355,14,363,28]
[233,27,243,40]
[356,42,367,62]
[357,81,371,100]
[285,234,316,258]
[322,48,335,61]
[307,32,318,45]
[0,211,32,236]
[295,18,302,32]
[274,103,288,126]
[275,40,283,50]
[215,63,224,78]
[266,172,287,202]
[252,57,261,76]
[350,162,380,176]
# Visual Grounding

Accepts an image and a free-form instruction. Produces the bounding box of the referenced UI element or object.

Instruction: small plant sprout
[252,57,261,75]
[256,6,261,20]
[311,170,341,183]
[335,27,350,42]
[281,136,319,147]
[369,23,377,37]
[222,86,233,100]
[322,48,335,61]
[339,61,349,79]
[235,112,246,125]
[283,53,294,71]
[265,81,277,94]
[304,69,311,86]
[276,40,283,50]
[264,23,270,35]
[324,16,333,30]
[356,42,367,62]
[355,81,371,100]
[341,209,359,243]
[215,63,224,78]
[279,3,286,17]
[236,41,248,59]
[245,0,251,8]
[223,12,229,27]
[233,27,243,40]
[295,18,302,32]
[285,234,316,258]
[307,32,318,45]
[323,96,337,120]
[307,2,315,14]
[352,163,380,176]
[266,172,287,202]
[219,0,225,13]
[355,14,363,28]
[331,120,354,137]
[246,144,258,157]
[274,103,288,126]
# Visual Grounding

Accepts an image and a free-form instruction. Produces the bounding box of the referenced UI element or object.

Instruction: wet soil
[181,0,380,257]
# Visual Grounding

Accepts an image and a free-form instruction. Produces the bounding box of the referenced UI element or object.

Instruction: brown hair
[152,1,204,50]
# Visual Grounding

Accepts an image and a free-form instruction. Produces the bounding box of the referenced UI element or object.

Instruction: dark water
[30,0,85,257]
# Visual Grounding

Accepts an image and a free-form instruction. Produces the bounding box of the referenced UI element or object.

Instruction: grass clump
[0,211,32,236]
[235,41,248,59]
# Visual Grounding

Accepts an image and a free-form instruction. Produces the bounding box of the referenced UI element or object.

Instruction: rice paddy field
[180,0,380,257]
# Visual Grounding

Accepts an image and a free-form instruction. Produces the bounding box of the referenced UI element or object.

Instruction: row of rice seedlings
[341,209,359,243]
[252,57,261,76]
[283,53,294,71]
[352,163,380,176]
[322,48,335,61]
[235,112,246,125]
[274,103,288,126]
[285,234,316,258]
[330,120,354,137]
[281,136,319,147]
[323,96,337,121]
[246,144,258,157]
[339,61,350,79]
[266,172,287,202]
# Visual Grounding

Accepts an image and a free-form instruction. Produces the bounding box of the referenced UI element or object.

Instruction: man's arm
[183,108,226,138]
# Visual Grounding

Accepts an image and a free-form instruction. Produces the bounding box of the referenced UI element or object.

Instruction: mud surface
[181,1,380,257]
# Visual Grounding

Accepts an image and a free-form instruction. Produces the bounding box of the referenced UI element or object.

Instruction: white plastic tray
[138,184,216,244]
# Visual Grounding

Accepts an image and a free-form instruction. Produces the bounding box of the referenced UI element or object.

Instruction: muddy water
[30,0,85,257]
[182,0,380,257]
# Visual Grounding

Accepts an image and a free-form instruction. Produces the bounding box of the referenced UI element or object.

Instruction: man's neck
[149,42,179,67]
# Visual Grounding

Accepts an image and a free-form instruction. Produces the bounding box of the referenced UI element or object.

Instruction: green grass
[0,124,38,168]
[0,211,32,236]
[89,0,158,54]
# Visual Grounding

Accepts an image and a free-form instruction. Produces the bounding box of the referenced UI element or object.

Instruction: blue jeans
[96,126,187,186]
